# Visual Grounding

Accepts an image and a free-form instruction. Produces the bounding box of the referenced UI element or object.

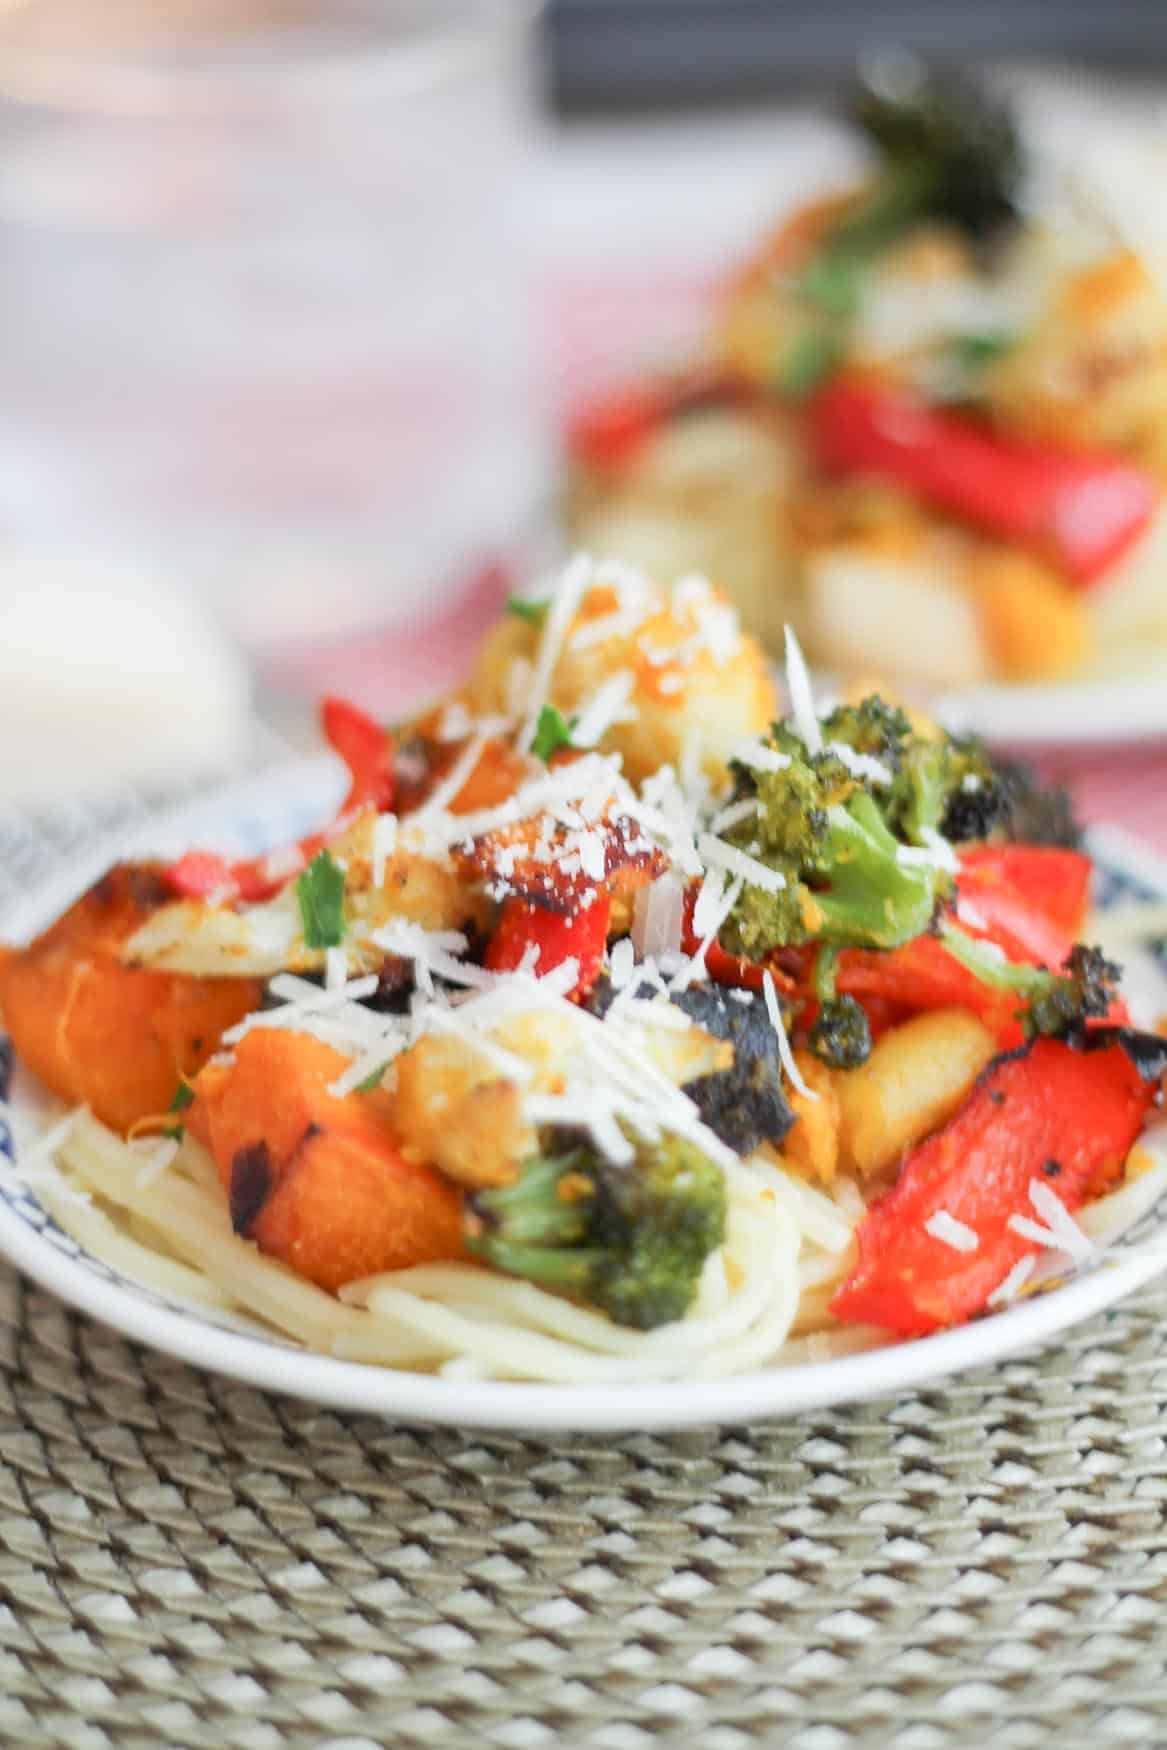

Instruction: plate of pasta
[563,61,1167,731]
[3,555,1167,1431]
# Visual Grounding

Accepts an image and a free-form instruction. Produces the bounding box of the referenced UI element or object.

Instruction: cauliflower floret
[391,1005,729,1190]
[987,241,1167,466]
[566,407,802,654]
[465,571,777,788]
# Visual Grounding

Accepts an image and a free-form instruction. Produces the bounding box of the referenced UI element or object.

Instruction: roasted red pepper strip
[567,383,675,470]
[808,377,1157,585]
[835,935,1022,1036]
[957,846,1091,943]
[485,893,612,1002]
[165,697,395,904]
[679,887,799,995]
[830,1038,1153,1336]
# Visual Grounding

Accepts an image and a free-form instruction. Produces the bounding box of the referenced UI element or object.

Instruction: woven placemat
[3,771,1167,1749]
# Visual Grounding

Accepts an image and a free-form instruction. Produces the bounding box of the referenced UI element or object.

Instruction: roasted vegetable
[779,64,1023,393]
[939,932,1122,1043]
[995,758,1082,850]
[0,865,262,1134]
[831,1035,1156,1334]
[722,718,949,958]
[188,1030,464,1291]
[808,993,873,1070]
[485,894,612,1002]
[673,984,797,1154]
[809,377,1157,585]
[466,1132,726,1329]
[844,60,1023,248]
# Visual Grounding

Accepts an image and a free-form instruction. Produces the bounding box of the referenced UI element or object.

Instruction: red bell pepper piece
[165,697,394,905]
[485,893,612,1002]
[567,384,674,470]
[830,1038,1153,1336]
[957,846,1091,943]
[808,377,1157,585]
[835,935,1022,1036]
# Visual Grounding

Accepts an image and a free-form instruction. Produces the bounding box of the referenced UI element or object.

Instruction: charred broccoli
[888,733,1008,846]
[784,62,1023,392]
[721,701,1003,962]
[820,695,912,766]
[465,1134,726,1330]
[808,994,873,1070]
[845,59,1023,247]
[723,742,944,959]
[940,930,1120,1042]
[995,757,1082,849]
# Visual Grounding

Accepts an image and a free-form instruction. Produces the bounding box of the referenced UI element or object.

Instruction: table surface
[3,752,1167,1749]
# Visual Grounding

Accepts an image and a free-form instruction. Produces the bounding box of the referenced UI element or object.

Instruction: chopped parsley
[507,594,550,627]
[950,330,1014,372]
[797,254,863,320]
[530,703,576,762]
[163,1079,195,1139]
[296,850,347,950]
[779,327,845,398]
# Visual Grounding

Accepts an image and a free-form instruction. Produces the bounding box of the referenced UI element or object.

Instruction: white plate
[934,677,1167,751]
[2,762,1167,1432]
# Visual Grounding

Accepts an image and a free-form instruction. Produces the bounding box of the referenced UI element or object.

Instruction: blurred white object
[0,0,541,650]
[0,563,251,802]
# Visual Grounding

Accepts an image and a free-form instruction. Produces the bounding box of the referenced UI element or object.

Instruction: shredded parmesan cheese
[517,553,593,751]
[924,1210,979,1253]
[783,624,823,755]
[699,834,787,895]
[827,742,894,787]
[763,971,817,1102]
[730,738,791,775]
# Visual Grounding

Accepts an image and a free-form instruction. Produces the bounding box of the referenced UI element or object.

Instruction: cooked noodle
[9,1107,1167,1383]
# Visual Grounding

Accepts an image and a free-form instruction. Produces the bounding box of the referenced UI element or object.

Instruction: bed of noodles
[7,1101,1167,1385]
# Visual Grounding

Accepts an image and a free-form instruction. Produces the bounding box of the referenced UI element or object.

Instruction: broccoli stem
[938,923,1118,1040]
[474,1236,596,1293]
[815,794,940,949]
[825,157,942,261]
[470,1153,589,1249]
[938,921,1046,998]
[466,1135,727,1331]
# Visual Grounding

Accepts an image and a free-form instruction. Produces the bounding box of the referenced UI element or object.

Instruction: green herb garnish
[296,850,347,950]
[779,328,846,398]
[949,331,1014,372]
[530,704,575,762]
[163,1079,196,1140]
[356,1062,391,1093]
[507,595,550,627]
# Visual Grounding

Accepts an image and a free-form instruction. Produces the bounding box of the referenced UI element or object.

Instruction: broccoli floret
[887,733,1008,845]
[820,695,913,766]
[940,928,1120,1041]
[808,995,873,1070]
[845,59,1023,248]
[723,741,947,959]
[783,63,1022,394]
[465,1134,726,1331]
[994,757,1082,849]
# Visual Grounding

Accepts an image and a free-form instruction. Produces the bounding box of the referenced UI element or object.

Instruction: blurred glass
[0,0,541,651]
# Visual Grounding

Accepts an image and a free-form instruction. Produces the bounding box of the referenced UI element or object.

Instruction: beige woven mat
[3,773,1167,1748]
